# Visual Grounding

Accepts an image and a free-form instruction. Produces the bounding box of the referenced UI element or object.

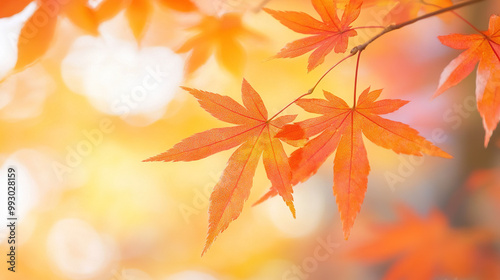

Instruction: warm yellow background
[0,0,499,279]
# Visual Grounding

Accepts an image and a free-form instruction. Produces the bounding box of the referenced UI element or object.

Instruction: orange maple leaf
[348,206,494,280]
[177,13,261,75]
[337,0,390,8]
[466,167,500,213]
[256,88,451,239]
[383,0,452,25]
[435,15,500,147]
[12,0,129,70]
[126,0,153,41]
[264,0,363,72]
[63,0,128,35]
[144,79,296,254]
[15,0,60,70]
[157,0,197,12]
[0,0,32,18]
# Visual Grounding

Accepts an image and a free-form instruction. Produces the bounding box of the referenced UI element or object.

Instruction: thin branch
[353,51,363,108]
[350,0,486,55]
[352,26,386,30]
[421,0,500,62]
[420,0,484,34]
[309,53,356,94]
[269,0,484,121]
[268,91,313,121]
[269,53,356,121]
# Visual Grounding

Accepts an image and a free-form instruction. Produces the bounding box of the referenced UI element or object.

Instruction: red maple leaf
[144,79,297,254]
[256,88,451,239]
[348,206,495,280]
[435,14,500,147]
[264,0,363,71]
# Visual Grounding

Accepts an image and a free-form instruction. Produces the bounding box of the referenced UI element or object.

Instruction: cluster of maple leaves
[0,0,196,70]
[2,0,498,262]
[145,0,499,254]
[347,205,500,279]
[344,166,500,279]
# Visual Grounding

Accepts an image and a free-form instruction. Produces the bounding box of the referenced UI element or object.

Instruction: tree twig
[350,0,486,55]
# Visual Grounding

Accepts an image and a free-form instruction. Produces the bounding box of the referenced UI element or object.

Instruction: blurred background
[0,0,499,279]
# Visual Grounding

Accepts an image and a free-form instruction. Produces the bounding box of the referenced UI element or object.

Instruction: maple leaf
[15,0,60,70]
[12,0,130,71]
[256,88,451,239]
[466,167,500,213]
[126,0,153,41]
[436,15,500,147]
[0,0,33,18]
[67,0,152,41]
[264,0,363,72]
[177,13,261,75]
[144,79,296,254]
[337,0,390,8]
[383,0,452,25]
[63,0,128,35]
[348,206,494,280]
[157,0,197,12]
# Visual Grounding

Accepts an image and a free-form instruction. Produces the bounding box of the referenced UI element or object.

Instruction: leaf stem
[310,53,356,94]
[353,51,362,108]
[350,0,485,55]
[420,0,500,63]
[268,92,314,121]
[269,0,484,121]
[352,26,386,30]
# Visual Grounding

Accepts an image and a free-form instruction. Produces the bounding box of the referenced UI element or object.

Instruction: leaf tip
[432,147,453,159]
[262,7,274,15]
[252,191,272,206]
[202,233,216,257]
[484,138,491,149]
[287,201,296,219]
[142,156,156,162]
[343,229,351,241]
[180,86,192,92]
[433,86,447,99]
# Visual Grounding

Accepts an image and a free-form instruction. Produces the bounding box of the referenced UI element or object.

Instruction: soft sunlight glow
[47,218,114,278]
[61,22,184,126]
[0,65,55,120]
[164,271,218,280]
[266,179,326,238]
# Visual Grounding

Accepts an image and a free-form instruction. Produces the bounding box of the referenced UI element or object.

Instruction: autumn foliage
[348,206,497,279]
[141,0,499,255]
[435,14,500,146]
[264,0,363,71]
[1,0,499,273]
[145,80,298,253]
